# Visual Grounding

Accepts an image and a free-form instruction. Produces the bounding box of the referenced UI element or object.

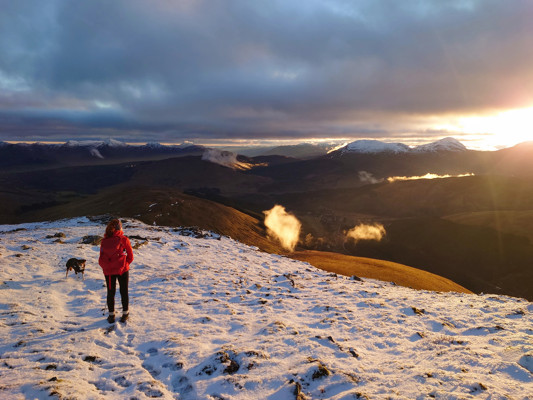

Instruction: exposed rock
[80,235,102,245]
[412,307,426,315]
[312,363,331,380]
[46,232,66,239]
[224,359,240,374]
[173,226,221,240]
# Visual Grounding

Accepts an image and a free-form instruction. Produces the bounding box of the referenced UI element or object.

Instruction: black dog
[66,258,86,280]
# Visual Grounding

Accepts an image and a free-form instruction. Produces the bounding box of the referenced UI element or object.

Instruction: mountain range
[0,139,205,172]
[341,137,467,153]
[1,137,533,300]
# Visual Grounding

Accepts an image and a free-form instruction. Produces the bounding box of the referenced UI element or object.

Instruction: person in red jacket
[98,219,134,323]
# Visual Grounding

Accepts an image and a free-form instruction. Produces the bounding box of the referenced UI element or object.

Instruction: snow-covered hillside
[412,137,467,153]
[344,140,411,154]
[342,137,468,154]
[1,218,532,399]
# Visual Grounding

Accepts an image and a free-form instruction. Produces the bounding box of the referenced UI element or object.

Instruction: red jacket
[98,230,133,276]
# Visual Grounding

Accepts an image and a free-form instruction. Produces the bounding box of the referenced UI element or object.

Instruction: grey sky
[1,0,532,143]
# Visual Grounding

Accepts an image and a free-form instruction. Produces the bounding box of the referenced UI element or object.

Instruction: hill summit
[0,217,531,399]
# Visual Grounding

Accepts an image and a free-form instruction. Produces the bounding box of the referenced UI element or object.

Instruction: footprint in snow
[171,375,195,396]
[94,340,112,349]
[137,381,164,398]
[113,375,132,388]
[142,360,162,378]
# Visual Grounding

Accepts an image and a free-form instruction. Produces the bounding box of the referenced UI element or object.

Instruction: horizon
[3,135,532,152]
[1,1,532,149]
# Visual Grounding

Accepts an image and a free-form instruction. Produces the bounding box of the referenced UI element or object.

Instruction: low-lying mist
[263,205,301,252]
[358,171,475,185]
[201,149,253,170]
[387,173,474,182]
[345,223,386,244]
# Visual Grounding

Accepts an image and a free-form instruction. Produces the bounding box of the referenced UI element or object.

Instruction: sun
[457,106,533,149]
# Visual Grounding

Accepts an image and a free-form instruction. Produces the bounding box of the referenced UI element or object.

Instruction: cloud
[89,148,104,159]
[358,171,383,185]
[201,149,252,170]
[263,205,301,252]
[1,1,533,141]
[345,223,386,244]
[387,173,474,182]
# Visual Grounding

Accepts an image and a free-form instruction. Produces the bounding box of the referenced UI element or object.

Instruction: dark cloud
[1,0,532,142]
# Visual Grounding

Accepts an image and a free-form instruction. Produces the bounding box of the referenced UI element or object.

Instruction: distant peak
[63,138,127,147]
[413,137,467,152]
[343,140,411,154]
[102,138,127,147]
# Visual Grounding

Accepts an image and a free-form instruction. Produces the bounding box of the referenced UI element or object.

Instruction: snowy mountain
[0,140,205,170]
[341,137,468,154]
[412,137,468,152]
[343,140,411,154]
[1,217,532,399]
[63,139,128,148]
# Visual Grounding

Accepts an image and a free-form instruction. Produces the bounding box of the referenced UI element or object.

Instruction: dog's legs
[66,270,69,278]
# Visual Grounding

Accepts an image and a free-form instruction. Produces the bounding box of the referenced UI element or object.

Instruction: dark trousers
[105,271,129,313]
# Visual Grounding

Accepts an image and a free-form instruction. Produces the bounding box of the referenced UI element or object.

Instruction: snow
[62,139,127,148]
[104,139,128,147]
[412,137,467,153]
[342,137,468,154]
[344,140,411,154]
[1,217,532,399]
[63,140,105,147]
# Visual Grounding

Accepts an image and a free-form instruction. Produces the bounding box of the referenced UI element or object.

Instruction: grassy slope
[18,184,283,254]
[13,183,472,294]
[290,250,472,294]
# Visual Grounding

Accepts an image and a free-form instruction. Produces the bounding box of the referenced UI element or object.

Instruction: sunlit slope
[19,185,283,254]
[291,250,472,294]
[17,184,472,294]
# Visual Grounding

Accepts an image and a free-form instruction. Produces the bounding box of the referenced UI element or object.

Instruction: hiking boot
[120,313,129,323]
[107,314,115,323]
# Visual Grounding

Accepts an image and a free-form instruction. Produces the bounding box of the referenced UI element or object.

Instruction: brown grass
[16,184,472,294]
[19,184,283,254]
[290,250,472,294]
